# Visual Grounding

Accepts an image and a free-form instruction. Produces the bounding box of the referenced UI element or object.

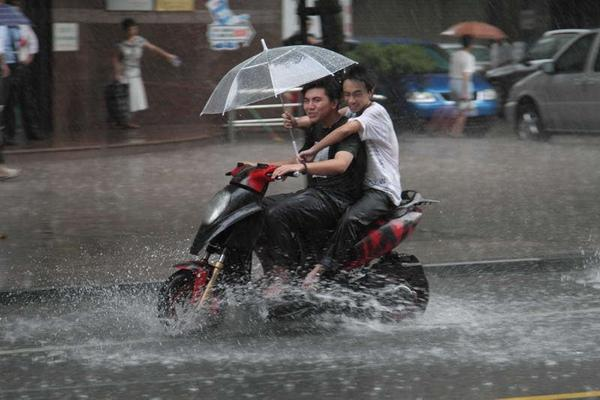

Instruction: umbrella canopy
[441,21,506,40]
[0,3,31,25]
[201,40,356,115]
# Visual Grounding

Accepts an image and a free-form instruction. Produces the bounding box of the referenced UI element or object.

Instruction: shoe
[0,165,20,180]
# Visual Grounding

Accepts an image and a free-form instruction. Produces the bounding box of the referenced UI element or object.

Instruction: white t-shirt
[349,102,403,206]
[449,49,476,79]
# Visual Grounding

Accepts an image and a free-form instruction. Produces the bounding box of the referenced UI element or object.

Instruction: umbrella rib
[238,48,295,71]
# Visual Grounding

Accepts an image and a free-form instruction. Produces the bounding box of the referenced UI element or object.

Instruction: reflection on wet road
[2,258,600,399]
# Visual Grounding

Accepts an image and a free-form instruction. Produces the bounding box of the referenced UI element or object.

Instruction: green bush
[345,43,440,79]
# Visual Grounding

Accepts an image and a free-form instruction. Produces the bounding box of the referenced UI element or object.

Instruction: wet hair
[121,18,138,31]
[461,35,473,48]
[343,64,375,93]
[301,76,342,104]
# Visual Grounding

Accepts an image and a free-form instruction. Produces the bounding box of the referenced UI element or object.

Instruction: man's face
[343,79,372,113]
[303,87,337,124]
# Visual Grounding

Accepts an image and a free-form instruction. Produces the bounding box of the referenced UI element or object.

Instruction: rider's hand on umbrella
[282,111,297,129]
[272,163,304,179]
[303,265,324,290]
[298,147,317,163]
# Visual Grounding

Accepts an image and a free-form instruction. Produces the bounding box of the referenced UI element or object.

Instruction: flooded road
[3,128,600,398]
[2,258,600,399]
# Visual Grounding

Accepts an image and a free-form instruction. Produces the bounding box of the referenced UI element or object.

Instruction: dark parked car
[505,29,600,140]
[486,29,589,111]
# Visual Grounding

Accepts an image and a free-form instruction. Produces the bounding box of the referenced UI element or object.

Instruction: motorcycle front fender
[190,202,263,255]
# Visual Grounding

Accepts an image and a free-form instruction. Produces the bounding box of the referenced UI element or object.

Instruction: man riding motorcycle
[259,76,366,281]
[286,65,403,288]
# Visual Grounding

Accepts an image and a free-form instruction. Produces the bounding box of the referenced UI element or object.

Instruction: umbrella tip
[261,38,268,52]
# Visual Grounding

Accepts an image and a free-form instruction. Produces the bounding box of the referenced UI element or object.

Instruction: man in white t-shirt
[288,65,402,288]
[448,35,476,137]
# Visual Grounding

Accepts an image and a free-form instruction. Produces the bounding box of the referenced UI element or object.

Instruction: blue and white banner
[205,0,255,50]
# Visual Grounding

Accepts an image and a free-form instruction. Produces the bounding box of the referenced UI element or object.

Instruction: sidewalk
[4,123,225,154]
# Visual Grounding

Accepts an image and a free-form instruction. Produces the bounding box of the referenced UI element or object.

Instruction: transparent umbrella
[201,39,356,153]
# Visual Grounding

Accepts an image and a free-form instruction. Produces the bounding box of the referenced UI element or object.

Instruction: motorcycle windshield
[201,190,232,226]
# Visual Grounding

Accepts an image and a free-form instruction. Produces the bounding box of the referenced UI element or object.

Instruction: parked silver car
[487,29,589,110]
[505,29,600,140]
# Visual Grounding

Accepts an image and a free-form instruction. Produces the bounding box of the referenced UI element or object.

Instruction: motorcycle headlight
[406,91,436,103]
[477,89,497,101]
[202,190,231,225]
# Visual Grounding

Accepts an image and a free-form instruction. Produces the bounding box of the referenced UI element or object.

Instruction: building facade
[22,0,600,142]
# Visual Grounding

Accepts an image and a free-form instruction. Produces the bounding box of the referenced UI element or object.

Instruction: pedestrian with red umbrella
[440,21,506,136]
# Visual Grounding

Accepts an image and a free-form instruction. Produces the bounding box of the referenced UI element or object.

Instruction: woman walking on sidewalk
[112,18,179,129]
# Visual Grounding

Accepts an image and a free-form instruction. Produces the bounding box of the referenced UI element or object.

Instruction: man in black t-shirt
[261,77,366,274]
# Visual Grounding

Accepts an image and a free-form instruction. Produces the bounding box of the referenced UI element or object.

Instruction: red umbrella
[441,21,507,40]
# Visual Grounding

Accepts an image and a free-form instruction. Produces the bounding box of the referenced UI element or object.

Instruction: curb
[0,255,586,305]
[424,255,585,275]
[4,132,224,155]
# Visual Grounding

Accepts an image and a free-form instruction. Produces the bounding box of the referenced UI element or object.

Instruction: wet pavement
[2,124,600,399]
[1,261,600,399]
[2,124,600,292]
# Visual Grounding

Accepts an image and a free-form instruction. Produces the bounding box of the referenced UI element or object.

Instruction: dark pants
[320,189,393,272]
[0,77,5,163]
[262,188,351,272]
[3,63,40,142]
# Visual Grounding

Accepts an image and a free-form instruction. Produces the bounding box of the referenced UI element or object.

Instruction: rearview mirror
[541,61,555,74]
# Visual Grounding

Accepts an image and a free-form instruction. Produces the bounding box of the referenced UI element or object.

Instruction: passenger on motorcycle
[260,76,366,281]
[285,65,403,288]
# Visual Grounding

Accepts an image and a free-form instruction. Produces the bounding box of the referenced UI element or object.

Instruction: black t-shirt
[300,116,366,201]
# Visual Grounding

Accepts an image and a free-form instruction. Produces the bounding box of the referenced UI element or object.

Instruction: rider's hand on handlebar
[297,147,317,163]
[272,163,304,180]
[282,111,297,129]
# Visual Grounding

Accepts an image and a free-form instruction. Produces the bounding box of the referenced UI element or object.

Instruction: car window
[527,34,577,60]
[421,45,449,73]
[554,34,595,73]
[471,47,491,62]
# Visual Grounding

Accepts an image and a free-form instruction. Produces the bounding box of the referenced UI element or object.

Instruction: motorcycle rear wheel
[368,253,429,321]
[157,269,223,332]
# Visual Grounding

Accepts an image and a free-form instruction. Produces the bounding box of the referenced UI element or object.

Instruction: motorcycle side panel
[346,211,423,269]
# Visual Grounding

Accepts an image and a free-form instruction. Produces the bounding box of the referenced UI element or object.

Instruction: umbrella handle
[279,95,299,156]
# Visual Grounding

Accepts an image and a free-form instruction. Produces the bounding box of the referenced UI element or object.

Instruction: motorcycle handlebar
[267,171,301,181]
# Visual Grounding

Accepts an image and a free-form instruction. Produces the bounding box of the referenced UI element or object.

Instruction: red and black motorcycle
[157,163,438,329]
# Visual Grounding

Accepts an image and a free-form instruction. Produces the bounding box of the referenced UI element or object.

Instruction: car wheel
[516,103,548,141]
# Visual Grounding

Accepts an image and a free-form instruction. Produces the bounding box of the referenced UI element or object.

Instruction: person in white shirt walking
[448,35,476,137]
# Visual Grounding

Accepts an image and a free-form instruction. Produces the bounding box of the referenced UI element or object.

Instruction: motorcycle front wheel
[157,269,223,332]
